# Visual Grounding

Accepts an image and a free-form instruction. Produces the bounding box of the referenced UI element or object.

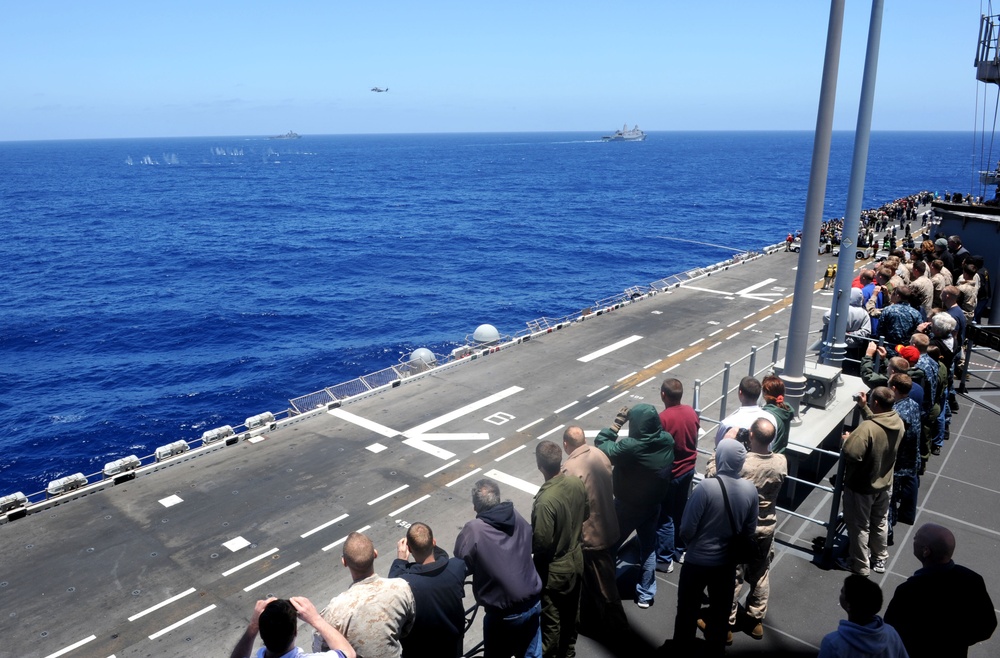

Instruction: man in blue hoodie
[455,478,543,658]
[818,575,907,658]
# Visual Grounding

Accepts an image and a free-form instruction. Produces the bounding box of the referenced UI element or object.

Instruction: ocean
[0,131,976,495]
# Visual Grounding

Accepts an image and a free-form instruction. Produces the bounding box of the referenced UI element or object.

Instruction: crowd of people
[228,211,997,658]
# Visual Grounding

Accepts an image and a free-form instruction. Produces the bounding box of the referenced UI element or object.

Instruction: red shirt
[659,404,700,479]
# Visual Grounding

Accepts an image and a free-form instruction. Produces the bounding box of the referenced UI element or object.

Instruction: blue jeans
[483,599,542,658]
[614,500,659,604]
[934,398,950,448]
[656,470,694,564]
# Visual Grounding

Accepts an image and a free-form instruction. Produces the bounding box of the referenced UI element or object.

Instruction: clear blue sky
[0,1,989,140]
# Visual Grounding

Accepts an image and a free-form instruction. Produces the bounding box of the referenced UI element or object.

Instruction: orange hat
[895,345,920,364]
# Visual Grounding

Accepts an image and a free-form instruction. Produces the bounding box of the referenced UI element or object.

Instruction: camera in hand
[736,427,751,450]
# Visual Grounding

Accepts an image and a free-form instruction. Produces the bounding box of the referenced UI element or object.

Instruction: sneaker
[871,558,886,574]
[656,560,674,574]
[931,445,941,456]
[677,551,685,564]
[636,599,652,609]
[750,621,764,640]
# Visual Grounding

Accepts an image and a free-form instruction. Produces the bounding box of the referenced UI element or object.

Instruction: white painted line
[405,386,524,436]
[685,353,700,362]
[587,385,610,397]
[608,390,630,403]
[424,459,461,477]
[301,513,350,539]
[366,443,387,453]
[148,604,217,640]
[474,437,507,453]
[328,408,399,438]
[643,359,662,368]
[577,335,643,363]
[726,332,740,340]
[574,406,600,420]
[128,587,197,622]
[708,328,723,336]
[483,469,540,496]
[368,484,409,506]
[706,342,722,351]
[758,306,771,312]
[323,536,349,552]
[745,323,757,330]
[707,320,720,325]
[811,305,828,311]
[668,348,684,357]
[495,445,526,461]
[616,371,637,382]
[651,310,662,314]
[159,494,183,508]
[446,468,483,488]
[402,437,456,460]
[537,425,565,440]
[43,635,97,658]
[243,564,300,592]
[727,320,741,327]
[584,430,600,438]
[665,364,679,372]
[222,548,280,577]
[636,377,656,387]
[734,278,777,296]
[743,313,755,319]
[389,494,432,517]
[689,338,704,347]
[516,418,544,432]
[554,401,578,414]
[774,307,786,313]
[248,435,266,444]
[223,536,251,552]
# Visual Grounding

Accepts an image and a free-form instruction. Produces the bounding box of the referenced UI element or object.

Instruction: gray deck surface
[2,245,998,657]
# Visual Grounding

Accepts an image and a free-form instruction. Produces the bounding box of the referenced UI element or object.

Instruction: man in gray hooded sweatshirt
[673,438,758,655]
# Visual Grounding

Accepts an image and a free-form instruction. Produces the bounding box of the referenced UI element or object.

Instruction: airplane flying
[371,87,388,93]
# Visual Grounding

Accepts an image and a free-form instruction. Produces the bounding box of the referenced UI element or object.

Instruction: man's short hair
[870,386,895,411]
[562,425,585,450]
[941,285,960,301]
[472,478,501,514]
[912,260,926,276]
[406,522,434,555]
[750,417,776,447]
[930,259,943,272]
[910,332,929,352]
[859,270,875,284]
[259,599,297,653]
[843,574,883,620]
[343,532,376,572]
[739,376,762,401]
[535,440,563,476]
[949,235,962,247]
[876,268,893,283]
[889,372,912,395]
[887,356,910,376]
[660,378,684,402]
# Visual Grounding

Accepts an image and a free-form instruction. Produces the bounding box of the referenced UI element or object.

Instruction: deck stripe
[327,408,399,437]
[368,484,409,506]
[242,563,300,592]
[300,513,350,538]
[222,548,280,577]
[388,494,432,517]
[128,587,197,622]
[405,386,523,437]
[43,635,97,658]
[483,469,540,496]
[446,468,483,488]
[148,605,217,640]
[578,335,643,363]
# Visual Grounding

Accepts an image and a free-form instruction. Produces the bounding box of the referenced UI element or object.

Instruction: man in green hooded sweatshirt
[595,404,674,609]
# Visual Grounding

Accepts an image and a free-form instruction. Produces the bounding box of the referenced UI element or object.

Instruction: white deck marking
[707,320,720,325]
[128,588,197,622]
[401,437,455,460]
[584,430,600,438]
[734,278,777,296]
[758,305,771,312]
[811,305,828,311]
[405,386,523,436]
[516,418,544,432]
[774,307,786,313]
[405,432,490,441]
[446,468,482,488]
[607,390,630,403]
[148,605,217,640]
[554,401,578,413]
[668,348,684,357]
[322,526,371,552]
[587,385,610,397]
[616,371,637,382]
[574,406,600,420]
[389,494,431,517]
[636,377,656,387]
[368,484,409,506]
[248,435,266,444]
[743,312,755,319]
[424,459,461,477]
[745,323,757,330]
[537,425,565,440]
[727,320,741,327]
[223,536,251,552]
[300,513,350,538]
[159,494,183,508]
[222,548,280,577]
[474,437,507,453]
[706,342,722,351]
[44,635,97,658]
[685,353,700,361]
[366,443,387,453]
[242,564,300,592]
[495,445,526,461]
[577,335,643,363]
[643,358,662,368]
[726,332,740,340]
[328,408,399,437]
[665,364,679,372]
[483,469,540,496]
[708,328,723,336]
[689,338,704,346]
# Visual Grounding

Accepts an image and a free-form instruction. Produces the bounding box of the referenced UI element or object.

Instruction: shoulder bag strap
[717,476,739,538]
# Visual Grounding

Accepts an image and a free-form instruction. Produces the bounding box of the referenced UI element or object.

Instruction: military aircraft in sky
[371,87,388,93]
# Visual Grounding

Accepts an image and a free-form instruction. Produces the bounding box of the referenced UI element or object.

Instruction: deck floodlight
[46,473,88,497]
[155,440,190,462]
[103,455,141,478]
[201,425,234,444]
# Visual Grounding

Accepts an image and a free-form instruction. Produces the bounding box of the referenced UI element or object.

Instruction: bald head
[913,523,955,567]
[562,425,586,455]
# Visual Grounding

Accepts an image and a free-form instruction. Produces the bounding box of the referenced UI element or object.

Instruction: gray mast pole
[822,0,885,366]
[781,0,846,412]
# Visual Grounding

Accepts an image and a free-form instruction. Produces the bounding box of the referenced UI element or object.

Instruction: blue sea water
[0,131,977,494]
